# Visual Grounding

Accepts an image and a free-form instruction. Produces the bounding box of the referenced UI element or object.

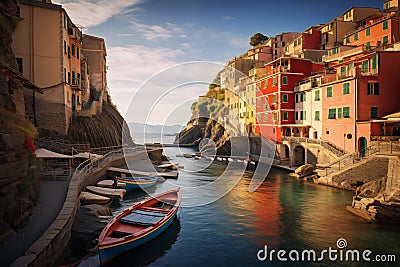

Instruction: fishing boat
[116,176,158,191]
[98,189,182,264]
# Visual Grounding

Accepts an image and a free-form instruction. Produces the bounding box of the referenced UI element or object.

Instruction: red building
[255,57,323,143]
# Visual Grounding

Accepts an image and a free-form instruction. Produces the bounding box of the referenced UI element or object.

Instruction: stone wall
[35,99,67,135]
[0,133,40,243]
[326,156,389,189]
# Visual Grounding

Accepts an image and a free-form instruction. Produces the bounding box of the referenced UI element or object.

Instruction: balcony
[360,68,378,76]
[322,45,365,62]
[265,66,289,76]
[294,77,321,92]
[321,68,356,84]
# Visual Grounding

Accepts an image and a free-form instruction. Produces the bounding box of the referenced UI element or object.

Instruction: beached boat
[116,176,157,191]
[86,186,126,199]
[97,179,126,188]
[98,189,182,264]
[79,191,110,205]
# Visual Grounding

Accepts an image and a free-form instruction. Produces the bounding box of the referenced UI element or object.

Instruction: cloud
[129,21,188,41]
[116,33,134,37]
[53,0,142,27]
[106,45,184,115]
[223,16,234,20]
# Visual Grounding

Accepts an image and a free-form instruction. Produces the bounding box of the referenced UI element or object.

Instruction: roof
[35,148,73,159]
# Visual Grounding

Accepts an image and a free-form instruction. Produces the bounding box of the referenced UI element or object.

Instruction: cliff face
[67,101,134,148]
[0,0,41,243]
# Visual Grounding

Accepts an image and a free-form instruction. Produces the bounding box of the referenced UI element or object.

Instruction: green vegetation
[249,33,268,47]
[0,109,37,138]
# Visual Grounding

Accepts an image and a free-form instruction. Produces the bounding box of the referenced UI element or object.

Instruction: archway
[293,145,305,166]
[284,128,291,137]
[358,137,367,156]
[283,144,290,159]
[292,127,300,137]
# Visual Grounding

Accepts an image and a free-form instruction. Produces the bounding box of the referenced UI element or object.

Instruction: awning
[35,148,73,159]
[382,111,400,119]
[73,152,102,159]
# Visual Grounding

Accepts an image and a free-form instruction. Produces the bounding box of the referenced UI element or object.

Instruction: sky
[54,0,382,125]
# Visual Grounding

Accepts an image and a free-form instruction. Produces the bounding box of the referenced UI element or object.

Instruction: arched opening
[283,144,290,159]
[293,145,305,166]
[284,128,291,136]
[358,137,367,156]
[292,127,300,137]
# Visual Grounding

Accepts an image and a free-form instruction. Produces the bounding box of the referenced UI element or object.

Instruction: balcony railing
[265,66,289,76]
[360,68,379,76]
[320,68,356,84]
[322,46,365,62]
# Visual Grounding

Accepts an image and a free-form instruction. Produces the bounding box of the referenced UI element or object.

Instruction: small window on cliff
[16,58,23,73]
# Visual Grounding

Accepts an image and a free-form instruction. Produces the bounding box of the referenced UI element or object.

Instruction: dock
[96,179,126,188]
[79,191,110,205]
[86,186,126,198]
[107,166,179,179]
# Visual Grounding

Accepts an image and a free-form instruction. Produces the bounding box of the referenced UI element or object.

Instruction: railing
[322,46,365,62]
[322,141,400,176]
[282,136,346,158]
[359,68,379,76]
[265,66,289,76]
[371,136,400,142]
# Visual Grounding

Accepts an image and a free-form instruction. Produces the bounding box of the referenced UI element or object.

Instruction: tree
[249,33,268,47]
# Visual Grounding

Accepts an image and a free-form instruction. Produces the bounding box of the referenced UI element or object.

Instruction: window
[77,73,80,85]
[77,49,79,59]
[371,107,379,118]
[338,107,343,118]
[326,86,332,98]
[366,27,370,36]
[257,114,261,122]
[77,96,80,105]
[72,71,75,84]
[64,40,67,54]
[343,107,350,118]
[64,15,67,29]
[368,82,380,95]
[314,111,320,121]
[264,80,268,88]
[383,35,389,44]
[314,90,320,101]
[299,93,306,102]
[343,82,350,95]
[63,68,66,82]
[68,46,71,58]
[295,112,299,120]
[328,108,336,119]
[295,94,299,103]
[346,37,350,44]
[16,58,23,73]
[282,76,288,85]
[257,98,261,107]
[361,60,369,73]
[68,72,71,84]
[283,112,288,121]
[272,94,277,105]
[366,41,370,50]
[72,44,75,56]
[273,112,279,121]
[273,76,277,86]
[383,20,388,30]
[372,54,378,70]
[264,113,268,121]
[354,32,358,41]
[282,94,288,103]
[300,111,306,120]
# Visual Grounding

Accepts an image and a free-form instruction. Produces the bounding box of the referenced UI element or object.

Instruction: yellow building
[12,0,83,134]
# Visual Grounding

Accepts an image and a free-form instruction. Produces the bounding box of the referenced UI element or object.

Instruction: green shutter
[282,76,288,84]
[283,112,288,120]
[366,27,370,36]
[354,32,358,41]
[361,60,369,72]
[383,36,389,44]
[343,107,350,118]
[372,54,378,70]
[346,37,350,44]
[314,90,320,101]
[327,86,332,98]
[338,108,343,118]
[283,94,288,103]
[315,111,320,121]
[343,83,350,95]
[273,76,276,85]
[383,20,388,30]
[371,107,378,119]
[366,41,370,50]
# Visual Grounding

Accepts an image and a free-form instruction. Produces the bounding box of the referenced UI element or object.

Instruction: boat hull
[98,211,178,264]
[116,177,157,191]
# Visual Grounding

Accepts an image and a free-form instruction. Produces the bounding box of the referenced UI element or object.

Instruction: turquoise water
[81,147,400,266]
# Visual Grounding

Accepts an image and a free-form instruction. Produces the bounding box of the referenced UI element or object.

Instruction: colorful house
[254,57,323,142]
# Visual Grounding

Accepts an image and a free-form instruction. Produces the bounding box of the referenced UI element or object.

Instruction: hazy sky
[54,0,381,125]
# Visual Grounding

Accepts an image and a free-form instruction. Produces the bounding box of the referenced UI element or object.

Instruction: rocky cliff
[0,0,41,243]
[67,101,134,148]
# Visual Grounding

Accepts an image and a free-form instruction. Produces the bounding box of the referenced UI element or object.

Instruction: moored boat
[98,189,182,264]
[116,176,158,191]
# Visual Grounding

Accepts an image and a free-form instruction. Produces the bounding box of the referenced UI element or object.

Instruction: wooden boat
[107,167,179,179]
[97,179,126,188]
[98,189,182,264]
[116,176,157,191]
[86,186,126,199]
[79,191,110,205]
